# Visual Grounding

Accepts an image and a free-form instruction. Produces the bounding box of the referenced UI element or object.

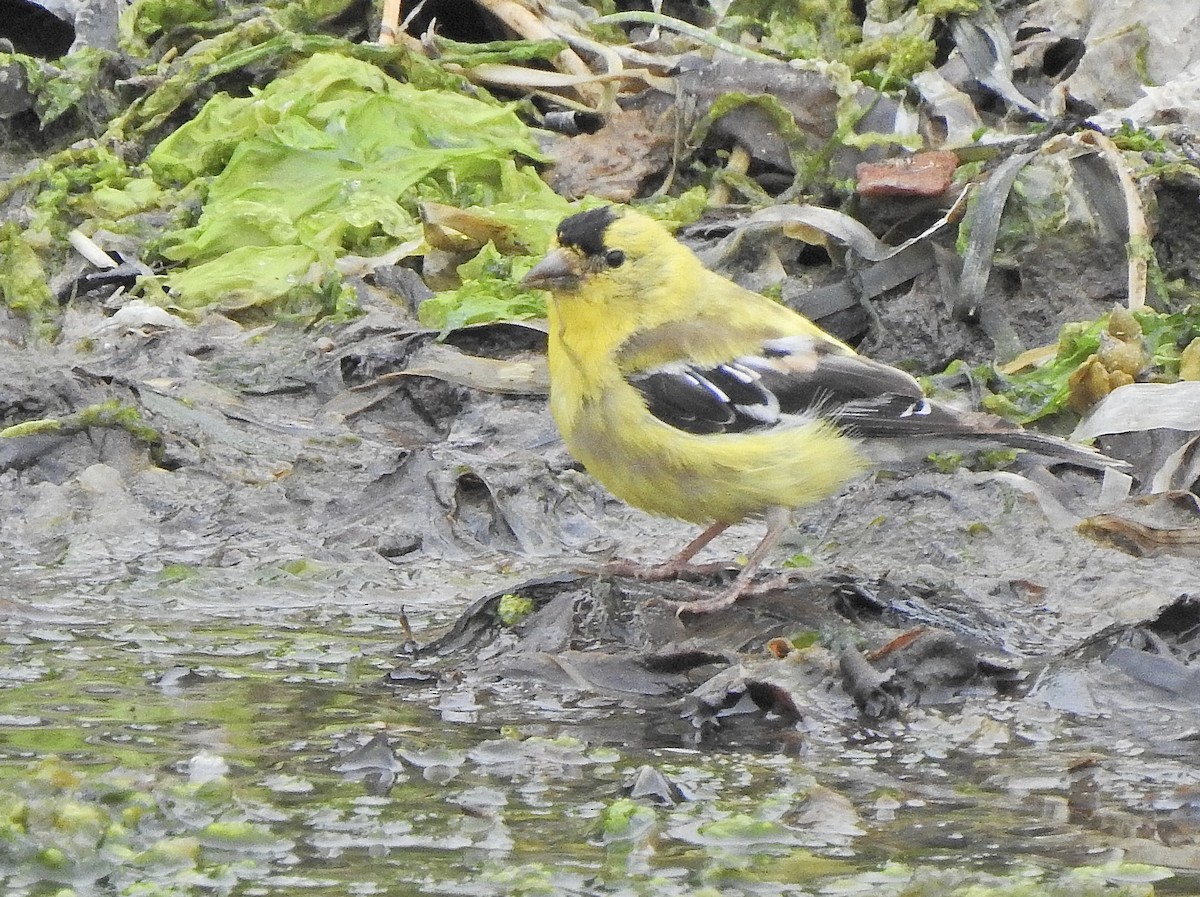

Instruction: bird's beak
[521,248,582,291]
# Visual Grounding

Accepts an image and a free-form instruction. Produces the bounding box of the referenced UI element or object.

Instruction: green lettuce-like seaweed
[0,224,57,338]
[983,306,1200,422]
[0,49,112,127]
[146,51,574,322]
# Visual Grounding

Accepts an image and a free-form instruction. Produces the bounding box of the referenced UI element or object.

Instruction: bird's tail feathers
[839,395,1129,472]
[960,427,1129,472]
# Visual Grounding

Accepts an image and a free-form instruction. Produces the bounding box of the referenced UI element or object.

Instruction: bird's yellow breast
[548,329,867,524]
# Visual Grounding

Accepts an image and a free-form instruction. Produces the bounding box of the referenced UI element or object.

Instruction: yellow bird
[522,206,1124,613]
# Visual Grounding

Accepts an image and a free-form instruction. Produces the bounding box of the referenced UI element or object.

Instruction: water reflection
[0,608,1195,896]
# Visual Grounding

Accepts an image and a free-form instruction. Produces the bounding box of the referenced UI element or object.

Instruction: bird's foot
[600,522,735,584]
[600,558,733,583]
[661,571,801,616]
[670,589,742,615]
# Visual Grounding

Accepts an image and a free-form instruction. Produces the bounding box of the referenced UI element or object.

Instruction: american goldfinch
[522,206,1125,614]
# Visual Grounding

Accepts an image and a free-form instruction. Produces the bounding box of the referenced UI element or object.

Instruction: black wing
[630,361,782,435]
[627,334,924,437]
[623,333,1124,470]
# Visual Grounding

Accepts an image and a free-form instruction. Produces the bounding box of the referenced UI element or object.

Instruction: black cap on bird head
[522,206,623,291]
[554,206,619,257]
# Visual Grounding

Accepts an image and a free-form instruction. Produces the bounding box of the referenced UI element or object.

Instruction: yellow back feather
[547,210,849,375]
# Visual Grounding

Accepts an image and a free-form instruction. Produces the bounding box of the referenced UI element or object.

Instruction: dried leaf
[949,7,1041,117]
[1071,382,1200,440]
[955,150,1036,359]
[1078,492,1200,558]
[388,342,548,395]
[544,108,675,202]
[420,203,533,255]
[701,188,970,267]
[912,70,985,146]
[1151,435,1200,494]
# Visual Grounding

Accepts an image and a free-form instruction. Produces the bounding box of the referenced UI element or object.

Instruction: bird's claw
[653,571,800,616]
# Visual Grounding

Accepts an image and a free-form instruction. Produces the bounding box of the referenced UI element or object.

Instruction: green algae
[144,50,570,323]
[0,0,580,335]
[0,48,113,128]
[984,306,1200,422]
[0,224,57,338]
[497,593,536,628]
[599,797,656,843]
[720,0,940,83]
[417,241,549,332]
[1,400,160,445]
[917,0,982,15]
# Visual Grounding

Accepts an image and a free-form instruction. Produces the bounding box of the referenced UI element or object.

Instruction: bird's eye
[605,249,626,268]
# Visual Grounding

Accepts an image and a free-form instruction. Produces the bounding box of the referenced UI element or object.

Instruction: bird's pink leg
[674,506,791,614]
[602,521,732,582]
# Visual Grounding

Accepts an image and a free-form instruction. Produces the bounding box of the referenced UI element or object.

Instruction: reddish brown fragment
[865,626,929,661]
[766,637,793,659]
[856,150,959,198]
[1008,579,1048,603]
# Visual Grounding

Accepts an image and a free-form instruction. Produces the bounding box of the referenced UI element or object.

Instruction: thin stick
[379,0,401,46]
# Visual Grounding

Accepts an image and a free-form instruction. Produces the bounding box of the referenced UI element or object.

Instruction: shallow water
[1,568,1197,897]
